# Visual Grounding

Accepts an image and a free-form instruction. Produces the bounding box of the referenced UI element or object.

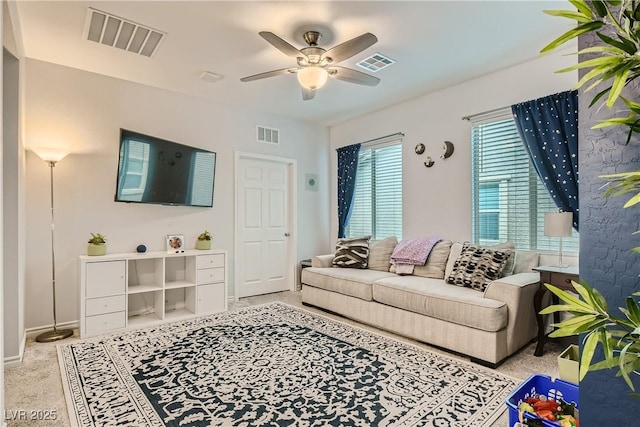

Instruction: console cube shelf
[79,249,227,338]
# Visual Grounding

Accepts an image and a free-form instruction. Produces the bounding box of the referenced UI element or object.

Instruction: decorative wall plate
[441,140,455,159]
[414,143,425,155]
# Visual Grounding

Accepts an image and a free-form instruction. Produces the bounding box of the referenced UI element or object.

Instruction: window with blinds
[346,141,403,240]
[471,112,579,252]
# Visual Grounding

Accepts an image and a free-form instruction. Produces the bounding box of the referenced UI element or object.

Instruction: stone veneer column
[578,31,640,424]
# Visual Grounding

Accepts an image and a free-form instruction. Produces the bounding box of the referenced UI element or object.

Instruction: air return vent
[84,7,166,57]
[257,126,280,145]
[356,52,395,73]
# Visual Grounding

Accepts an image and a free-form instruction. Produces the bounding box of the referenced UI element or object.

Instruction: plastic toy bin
[506,374,579,426]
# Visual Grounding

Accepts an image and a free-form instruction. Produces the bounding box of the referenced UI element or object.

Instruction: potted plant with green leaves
[195,230,212,250]
[87,233,107,256]
[541,0,640,391]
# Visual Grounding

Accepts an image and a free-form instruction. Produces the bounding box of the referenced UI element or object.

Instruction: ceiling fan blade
[259,31,304,59]
[329,66,380,86]
[240,68,297,82]
[322,32,377,63]
[302,87,316,101]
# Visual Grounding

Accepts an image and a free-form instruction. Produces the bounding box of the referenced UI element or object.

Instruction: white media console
[79,249,227,338]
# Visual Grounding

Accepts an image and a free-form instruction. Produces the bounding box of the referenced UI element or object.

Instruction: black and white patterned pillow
[446,242,510,291]
[333,236,371,269]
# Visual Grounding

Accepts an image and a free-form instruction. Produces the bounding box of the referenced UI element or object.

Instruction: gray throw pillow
[487,241,516,277]
[513,251,539,274]
[446,242,510,291]
[413,240,453,279]
[333,236,371,269]
[444,242,464,280]
[368,236,398,271]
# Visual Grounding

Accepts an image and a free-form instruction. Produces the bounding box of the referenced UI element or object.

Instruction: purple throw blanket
[391,236,442,266]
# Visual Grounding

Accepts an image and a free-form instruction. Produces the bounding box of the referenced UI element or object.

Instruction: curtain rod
[461,106,511,121]
[357,132,405,145]
[463,90,575,121]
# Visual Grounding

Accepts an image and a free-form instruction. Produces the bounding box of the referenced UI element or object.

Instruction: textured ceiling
[12,1,574,125]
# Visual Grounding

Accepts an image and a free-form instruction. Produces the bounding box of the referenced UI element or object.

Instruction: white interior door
[236,157,292,298]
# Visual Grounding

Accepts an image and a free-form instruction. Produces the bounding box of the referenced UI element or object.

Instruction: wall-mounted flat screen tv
[115,129,216,207]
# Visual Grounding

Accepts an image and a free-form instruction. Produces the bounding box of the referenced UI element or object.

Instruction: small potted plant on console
[196,230,212,250]
[87,233,107,256]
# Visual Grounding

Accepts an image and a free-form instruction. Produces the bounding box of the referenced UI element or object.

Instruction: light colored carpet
[4,291,566,426]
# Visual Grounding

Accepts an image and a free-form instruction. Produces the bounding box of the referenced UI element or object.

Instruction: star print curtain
[337,143,361,238]
[511,90,579,231]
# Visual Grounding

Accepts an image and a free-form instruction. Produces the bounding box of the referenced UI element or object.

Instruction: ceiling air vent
[356,52,396,73]
[84,7,166,57]
[257,126,280,145]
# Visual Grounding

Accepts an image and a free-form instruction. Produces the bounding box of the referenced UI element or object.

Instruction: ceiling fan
[240,30,380,100]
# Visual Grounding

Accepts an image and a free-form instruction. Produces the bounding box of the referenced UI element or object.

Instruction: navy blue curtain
[511,90,579,231]
[337,143,361,238]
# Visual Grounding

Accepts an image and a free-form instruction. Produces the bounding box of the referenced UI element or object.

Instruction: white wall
[23,59,330,329]
[329,48,578,248]
[0,1,4,420]
[3,47,24,362]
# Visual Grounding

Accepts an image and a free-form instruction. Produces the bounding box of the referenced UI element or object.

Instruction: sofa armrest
[312,254,334,268]
[484,272,540,354]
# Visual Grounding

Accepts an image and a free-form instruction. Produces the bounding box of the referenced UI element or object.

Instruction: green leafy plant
[197,230,212,241]
[542,282,640,392]
[542,0,640,144]
[542,0,640,392]
[88,233,106,245]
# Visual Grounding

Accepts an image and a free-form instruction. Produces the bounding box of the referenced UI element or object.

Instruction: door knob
[284,233,290,237]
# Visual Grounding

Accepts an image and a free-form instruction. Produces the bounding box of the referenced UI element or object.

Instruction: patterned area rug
[58,303,516,426]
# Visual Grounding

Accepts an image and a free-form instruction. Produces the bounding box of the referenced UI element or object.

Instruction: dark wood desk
[532,265,579,356]
[297,259,312,291]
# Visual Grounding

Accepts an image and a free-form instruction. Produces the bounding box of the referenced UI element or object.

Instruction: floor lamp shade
[32,147,69,163]
[544,211,573,267]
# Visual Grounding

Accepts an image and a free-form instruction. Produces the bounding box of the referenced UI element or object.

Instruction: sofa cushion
[333,236,371,269]
[301,267,396,301]
[373,276,508,332]
[413,240,452,279]
[446,243,510,291]
[487,241,516,276]
[514,251,539,273]
[368,236,398,272]
[444,242,464,280]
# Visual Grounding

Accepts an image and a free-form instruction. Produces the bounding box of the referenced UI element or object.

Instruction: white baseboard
[3,332,27,368]
[24,320,79,337]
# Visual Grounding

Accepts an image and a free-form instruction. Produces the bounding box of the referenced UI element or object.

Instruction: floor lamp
[33,149,74,343]
[544,211,573,268]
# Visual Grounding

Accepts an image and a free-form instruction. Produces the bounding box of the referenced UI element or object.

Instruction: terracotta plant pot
[195,239,211,250]
[87,243,106,256]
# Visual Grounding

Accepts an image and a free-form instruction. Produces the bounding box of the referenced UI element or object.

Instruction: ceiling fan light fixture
[297,66,328,90]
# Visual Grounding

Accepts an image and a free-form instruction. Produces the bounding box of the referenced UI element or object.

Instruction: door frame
[234,151,297,301]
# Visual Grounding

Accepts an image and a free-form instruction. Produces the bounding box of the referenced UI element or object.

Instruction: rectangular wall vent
[84,7,166,58]
[356,52,396,73]
[257,126,280,145]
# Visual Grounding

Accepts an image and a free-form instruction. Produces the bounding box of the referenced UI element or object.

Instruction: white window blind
[189,151,216,206]
[471,112,579,252]
[347,140,403,240]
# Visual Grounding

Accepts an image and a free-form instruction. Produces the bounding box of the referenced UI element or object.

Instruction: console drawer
[85,311,126,336]
[197,267,224,284]
[196,254,225,270]
[86,295,126,317]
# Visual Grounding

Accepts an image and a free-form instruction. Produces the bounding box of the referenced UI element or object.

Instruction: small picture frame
[166,234,185,253]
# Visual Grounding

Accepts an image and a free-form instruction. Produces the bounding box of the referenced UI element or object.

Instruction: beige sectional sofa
[301,239,541,367]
